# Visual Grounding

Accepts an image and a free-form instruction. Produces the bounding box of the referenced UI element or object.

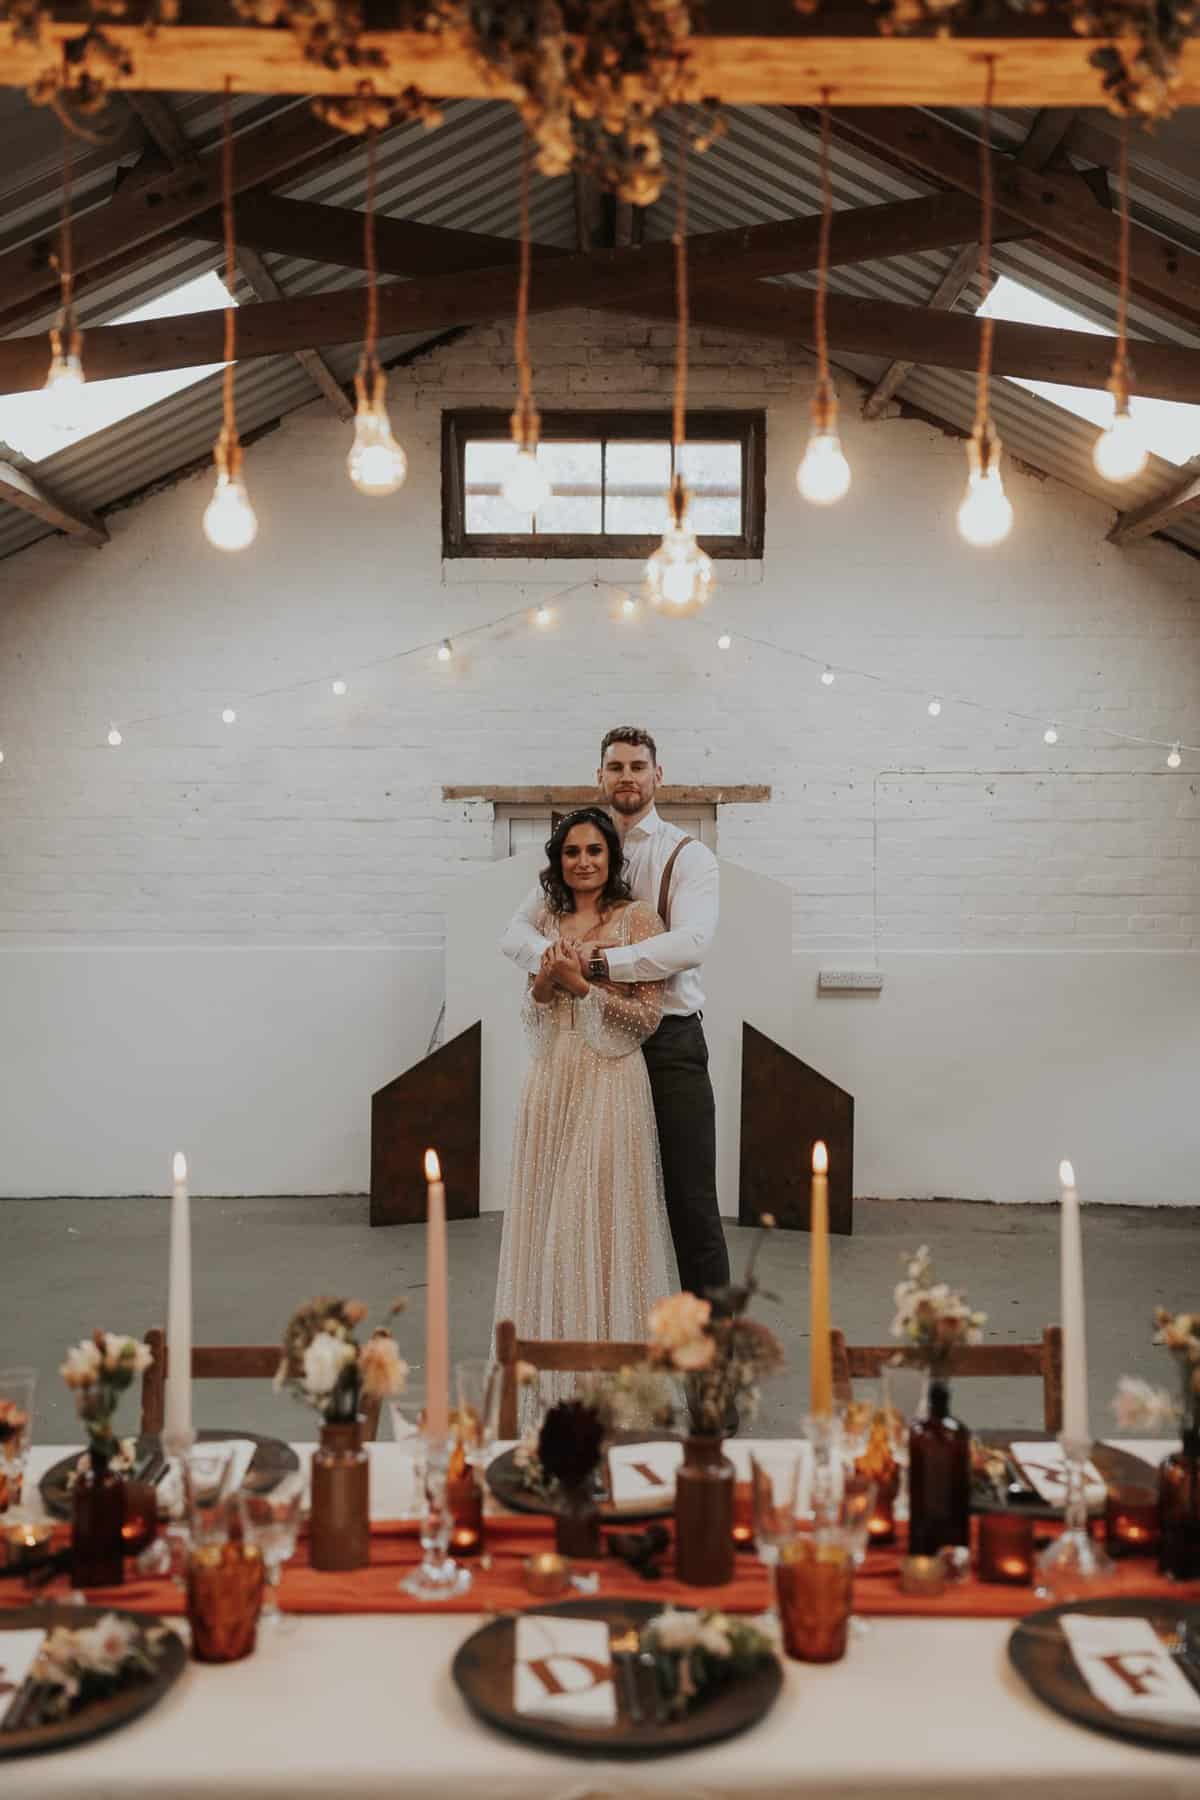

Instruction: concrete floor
[3,1196,1195,1446]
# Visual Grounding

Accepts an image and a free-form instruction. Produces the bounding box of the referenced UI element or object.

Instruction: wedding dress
[493,900,677,1414]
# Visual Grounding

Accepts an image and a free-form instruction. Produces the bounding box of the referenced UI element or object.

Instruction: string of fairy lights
[0,573,1192,770]
[13,72,1184,770]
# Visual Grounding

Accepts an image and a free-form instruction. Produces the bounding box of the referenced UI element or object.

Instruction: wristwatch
[586,951,609,982]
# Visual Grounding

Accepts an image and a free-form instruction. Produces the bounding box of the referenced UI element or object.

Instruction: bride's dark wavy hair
[539,807,633,916]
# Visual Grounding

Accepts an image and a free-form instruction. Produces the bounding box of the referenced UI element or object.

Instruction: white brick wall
[2,312,1200,1199]
[3,308,1195,953]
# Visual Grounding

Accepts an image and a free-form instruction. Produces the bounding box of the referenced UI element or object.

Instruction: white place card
[514,1615,616,1727]
[608,1441,684,1511]
[0,1629,46,1728]
[1010,1443,1107,1508]
[1060,1614,1200,1728]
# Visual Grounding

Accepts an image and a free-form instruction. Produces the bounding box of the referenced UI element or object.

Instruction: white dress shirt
[499,807,719,1018]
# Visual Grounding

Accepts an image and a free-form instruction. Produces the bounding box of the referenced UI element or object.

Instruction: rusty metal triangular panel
[370,1021,480,1226]
[739,1023,854,1236]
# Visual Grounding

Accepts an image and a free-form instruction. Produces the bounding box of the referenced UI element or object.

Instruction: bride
[493,807,677,1401]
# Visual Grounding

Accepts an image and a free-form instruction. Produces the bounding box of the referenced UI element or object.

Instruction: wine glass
[749,1445,804,1569]
[183,1443,238,1547]
[454,1359,502,1475]
[237,1473,305,1629]
[838,1471,878,1637]
[881,1364,926,1522]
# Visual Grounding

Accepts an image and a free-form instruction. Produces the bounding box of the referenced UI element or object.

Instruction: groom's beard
[607,788,650,816]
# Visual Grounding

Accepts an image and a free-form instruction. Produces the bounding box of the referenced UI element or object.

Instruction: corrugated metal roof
[0,93,1198,561]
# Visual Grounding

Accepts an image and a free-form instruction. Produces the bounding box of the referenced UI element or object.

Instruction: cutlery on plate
[610,1629,644,1724]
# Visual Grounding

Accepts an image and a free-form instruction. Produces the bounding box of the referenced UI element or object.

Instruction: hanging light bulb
[717,632,732,650]
[1093,404,1148,484]
[44,339,85,432]
[1168,743,1183,769]
[1093,118,1147,487]
[621,597,637,618]
[502,445,551,516]
[222,707,237,725]
[203,464,258,552]
[957,431,1013,548]
[107,725,122,747]
[332,678,348,696]
[928,698,942,718]
[437,639,453,663]
[821,667,836,687]
[797,409,852,506]
[347,376,407,496]
[796,98,851,507]
[533,604,552,627]
[645,476,713,614]
[1044,725,1059,746]
[202,79,256,553]
[347,128,407,498]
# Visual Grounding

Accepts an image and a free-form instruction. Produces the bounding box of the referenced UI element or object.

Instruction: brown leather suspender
[656,836,694,930]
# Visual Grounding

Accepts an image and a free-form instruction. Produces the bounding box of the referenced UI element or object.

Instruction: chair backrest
[140,1327,382,1442]
[829,1325,1063,1433]
[494,1319,647,1438]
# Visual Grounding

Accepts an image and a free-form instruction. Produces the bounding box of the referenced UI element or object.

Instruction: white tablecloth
[12,1440,1198,1800]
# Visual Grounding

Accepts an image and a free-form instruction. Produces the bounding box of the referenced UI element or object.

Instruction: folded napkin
[0,1629,46,1727]
[513,1615,616,1727]
[607,1442,683,1512]
[1060,1614,1200,1728]
[1009,1443,1107,1508]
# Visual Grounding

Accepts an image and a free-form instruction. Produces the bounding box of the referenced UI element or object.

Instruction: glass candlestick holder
[802,1413,843,1528]
[401,1434,472,1601]
[1035,1436,1114,1599]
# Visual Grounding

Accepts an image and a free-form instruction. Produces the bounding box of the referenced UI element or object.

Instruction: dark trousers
[641,1012,731,1304]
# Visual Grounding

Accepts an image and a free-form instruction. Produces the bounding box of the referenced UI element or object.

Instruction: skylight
[0,270,234,465]
[978,274,1200,468]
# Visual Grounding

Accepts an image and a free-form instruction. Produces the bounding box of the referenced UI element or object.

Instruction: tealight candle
[4,1519,53,1577]
[732,1481,756,1549]
[899,1554,946,1597]
[1105,1484,1160,1558]
[524,1551,571,1598]
[977,1512,1034,1585]
[447,1471,484,1557]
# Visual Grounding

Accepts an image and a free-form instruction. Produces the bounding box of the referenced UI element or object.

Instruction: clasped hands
[531,940,605,1004]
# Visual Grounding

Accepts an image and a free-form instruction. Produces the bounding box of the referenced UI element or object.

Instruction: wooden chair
[140,1328,382,1441]
[494,1319,647,1438]
[830,1325,1063,1433]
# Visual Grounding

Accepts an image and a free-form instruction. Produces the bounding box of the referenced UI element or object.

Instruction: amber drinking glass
[774,1531,855,1663]
[187,1542,265,1663]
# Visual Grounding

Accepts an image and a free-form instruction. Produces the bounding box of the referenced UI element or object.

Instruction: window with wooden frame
[442,408,765,560]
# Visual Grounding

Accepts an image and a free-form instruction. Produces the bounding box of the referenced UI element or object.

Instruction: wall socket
[819,970,885,993]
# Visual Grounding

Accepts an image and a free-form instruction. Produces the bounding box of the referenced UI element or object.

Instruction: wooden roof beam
[1108,458,1200,546]
[0,461,108,547]
[2,7,1200,105]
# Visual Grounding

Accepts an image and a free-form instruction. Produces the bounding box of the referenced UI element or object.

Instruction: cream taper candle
[424,1149,450,1443]
[163,1150,194,1453]
[1058,1159,1089,1448]
[809,1140,833,1417]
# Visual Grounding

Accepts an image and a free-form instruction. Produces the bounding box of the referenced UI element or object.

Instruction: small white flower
[696,1618,733,1657]
[1112,1374,1178,1431]
[302,1330,356,1397]
[648,1608,702,1653]
[60,1340,102,1388]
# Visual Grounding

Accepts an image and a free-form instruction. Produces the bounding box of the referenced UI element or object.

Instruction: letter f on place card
[1060,1616,1200,1727]
[0,1630,46,1726]
[514,1616,616,1727]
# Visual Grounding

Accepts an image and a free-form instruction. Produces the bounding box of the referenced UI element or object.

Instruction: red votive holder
[447,1471,484,1557]
[1105,1484,1160,1558]
[867,1490,896,1547]
[977,1512,1034,1585]
[122,1479,159,1556]
[732,1481,756,1550]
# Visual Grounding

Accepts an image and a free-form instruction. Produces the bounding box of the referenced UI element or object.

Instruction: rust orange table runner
[6,1514,1197,1619]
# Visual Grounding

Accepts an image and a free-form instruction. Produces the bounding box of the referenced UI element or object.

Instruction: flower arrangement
[639,1607,775,1715]
[276,1296,408,1423]
[890,1246,986,1377]
[28,1613,167,1723]
[59,1333,153,1460]
[0,1398,31,1467]
[645,1221,784,1436]
[1112,1307,1200,1432]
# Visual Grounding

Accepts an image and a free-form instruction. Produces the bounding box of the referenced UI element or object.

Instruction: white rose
[60,1340,102,1387]
[696,1619,733,1657]
[648,1609,700,1653]
[302,1331,356,1397]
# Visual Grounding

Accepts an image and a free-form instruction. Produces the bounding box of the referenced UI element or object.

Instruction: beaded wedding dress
[493,900,677,1415]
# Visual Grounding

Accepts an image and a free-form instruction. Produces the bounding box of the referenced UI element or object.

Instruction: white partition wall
[445,852,793,1215]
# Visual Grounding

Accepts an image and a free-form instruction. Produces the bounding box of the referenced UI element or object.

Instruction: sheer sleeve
[575,902,666,1059]
[520,908,558,1060]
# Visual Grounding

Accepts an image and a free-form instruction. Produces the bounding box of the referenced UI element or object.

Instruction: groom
[500,726,731,1308]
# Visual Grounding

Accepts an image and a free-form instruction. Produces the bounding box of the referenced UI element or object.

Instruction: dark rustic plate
[1009,1596,1200,1755]
[452,1597,782,1759]
[39,1429,300,1521]
[486,1433,680,1525]
[0,1603,187,1758]
[972,1431,1158,1521]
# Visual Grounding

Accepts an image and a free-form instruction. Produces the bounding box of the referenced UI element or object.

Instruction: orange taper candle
[809,1140,833,1416]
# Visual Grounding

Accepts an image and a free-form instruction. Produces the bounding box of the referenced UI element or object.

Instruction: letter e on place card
[1060,1616,1200,1726]
[0,1630,46,1726]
